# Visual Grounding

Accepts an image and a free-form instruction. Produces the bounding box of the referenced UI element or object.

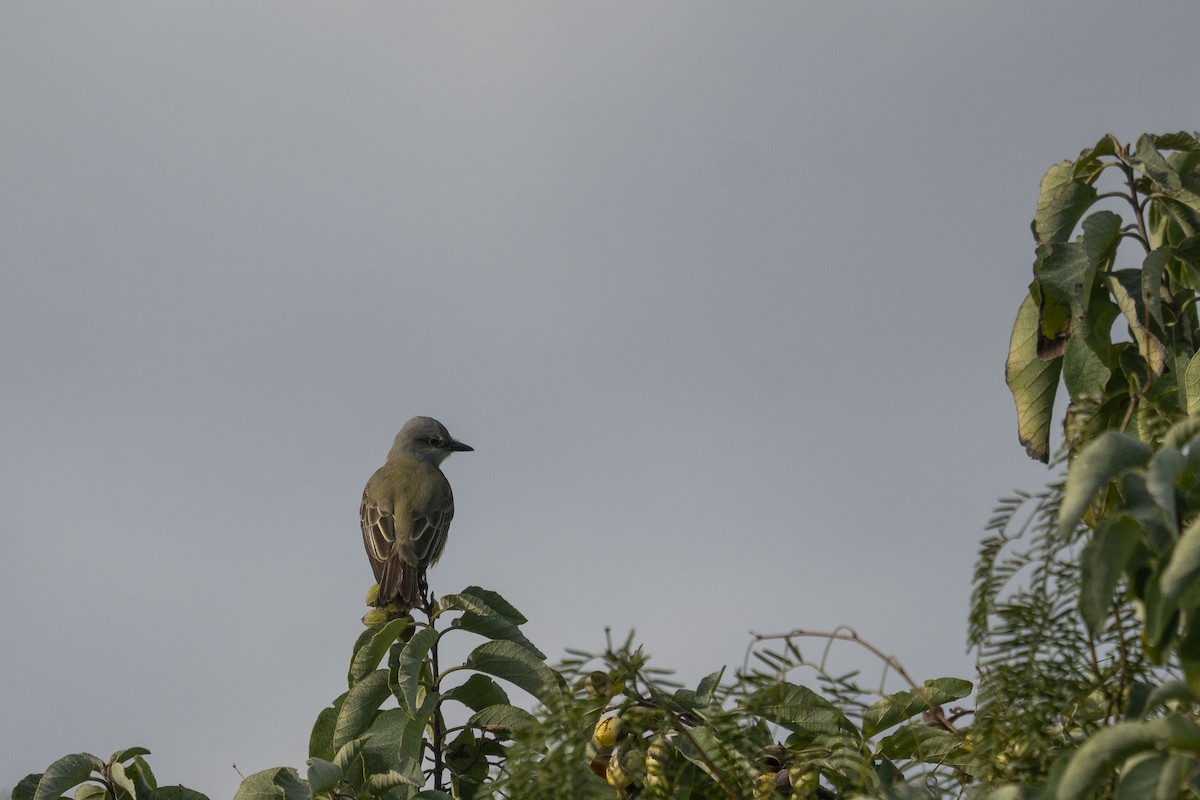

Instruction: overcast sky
[2,3,1197,796]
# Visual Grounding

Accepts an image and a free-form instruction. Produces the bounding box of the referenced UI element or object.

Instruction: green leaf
[127,755,157,796]
[1141,249,1170,328]
[1063,321,1112,402]
[1155,197,1200,240]
[1056,716,1200,800]
[108,748,151,765]
[308,692,344,761]
[440,586,528,625]
[1141,681,1197,718]
[861,678,972,739]
[1080,515,1142,634]
[13,775,41,800]
[442,673,510,712]
[1082,209,1124,268]
[1074,134,1123,181]
[1058,431,1153,537]
[72,786,106,800]
[360,709,426,783]
[1160,515,1200,611]
[1184,355,1200,415]
[878,725,967,763]
[1114,752,1191,800]
[305,759,341,795]
[1032,243,1092,358]
[151,786,209,800]
[108,762,136,800]
[1151,131,1200,152]
[232,768,310,800]
[673,667,725,709]
[1146,448,1186,535]
[1133,134,1200,211]
[365,771,420,795]
[1142,572,1176,657]
[32,754,105,800]
[742,682,858,737]
[463,640,561,703]
[1178,612,1200,694]
[1006,291,1063,462]
[1033,160,1099,244]
[350,618,411,684]
[921,676,974,703]
[1118,471,1174,555]
[1161,413,1200,451]
[1174,233,1200,275]
[1107,270,1167,376]
[333,670,391,751]
[451,612,545,659]
[395,627,437,716]
[331,735,368,774]
[862,693,924,740]
[467,703,537,733]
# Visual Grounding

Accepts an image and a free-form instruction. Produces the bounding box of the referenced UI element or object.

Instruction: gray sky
[2,3,1196,796]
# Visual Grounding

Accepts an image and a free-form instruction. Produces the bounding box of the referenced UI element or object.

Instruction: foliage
[19,131,1200,800]
[496,629,971,799]
[11,748,207,800]
[986,131,1200,798]
[253,585,561,799]
[1006,132,1200,464]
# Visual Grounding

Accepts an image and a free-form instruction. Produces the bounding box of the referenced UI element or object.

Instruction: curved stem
[1118,161,1152,255]
[426,603,446,791]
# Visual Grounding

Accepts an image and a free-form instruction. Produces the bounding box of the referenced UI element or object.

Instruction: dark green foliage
[11,749,208,800]
[495,630,972,799]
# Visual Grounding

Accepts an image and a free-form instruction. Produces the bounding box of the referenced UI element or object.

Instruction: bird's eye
[428,437,443,446]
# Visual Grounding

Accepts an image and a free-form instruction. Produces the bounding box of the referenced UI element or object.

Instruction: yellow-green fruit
[605,747,644,790]
[643,737,671,792]
[365,583,381,605]
[646,737,671,767]
[753,773,775,800]
[788,767,819,797]
[360,607,390,626]
[593,715,624,748]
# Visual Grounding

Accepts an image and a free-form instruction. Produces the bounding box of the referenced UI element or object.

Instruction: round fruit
[592,715,624,748]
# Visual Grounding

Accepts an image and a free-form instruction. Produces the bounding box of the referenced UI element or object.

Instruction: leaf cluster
[12,748,207,800]
[1007,132,1200,463]
[237,586,560,800]
[989,131,1200,798]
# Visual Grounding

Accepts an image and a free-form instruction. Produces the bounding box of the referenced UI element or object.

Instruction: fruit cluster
[588,712,676,798]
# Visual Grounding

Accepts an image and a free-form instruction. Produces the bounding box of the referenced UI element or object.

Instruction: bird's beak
[449,440,474,452]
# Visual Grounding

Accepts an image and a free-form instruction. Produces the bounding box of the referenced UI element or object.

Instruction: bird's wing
[360,485,419,609]
[411,483,455,568]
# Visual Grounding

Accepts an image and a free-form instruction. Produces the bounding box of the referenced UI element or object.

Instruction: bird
[360,416,473,613]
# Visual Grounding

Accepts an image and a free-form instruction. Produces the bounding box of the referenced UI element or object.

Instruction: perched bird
[360,416,473,612]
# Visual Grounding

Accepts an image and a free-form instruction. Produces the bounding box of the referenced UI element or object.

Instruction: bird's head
[392,416,473,465]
